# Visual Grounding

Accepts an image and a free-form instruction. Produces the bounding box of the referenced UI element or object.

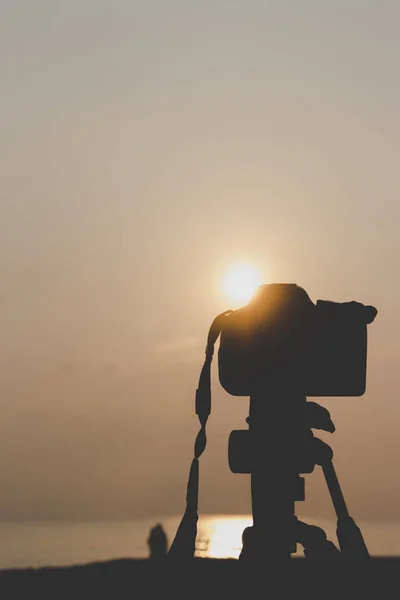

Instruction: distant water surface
[0,517,399,569]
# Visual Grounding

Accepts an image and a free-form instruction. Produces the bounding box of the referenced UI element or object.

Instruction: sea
[0,516,399,569]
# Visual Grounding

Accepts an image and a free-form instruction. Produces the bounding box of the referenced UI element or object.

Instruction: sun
[222,263,262,307]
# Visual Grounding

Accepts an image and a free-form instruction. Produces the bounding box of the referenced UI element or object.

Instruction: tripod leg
[294,519,341,559]
[322,461,370,558]
[321,460,349,519]
[241,520,341,560]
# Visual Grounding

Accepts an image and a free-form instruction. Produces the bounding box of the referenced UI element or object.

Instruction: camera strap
[168,309,233,559]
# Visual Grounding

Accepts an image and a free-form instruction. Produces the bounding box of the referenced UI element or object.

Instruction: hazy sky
[0,0,399,522]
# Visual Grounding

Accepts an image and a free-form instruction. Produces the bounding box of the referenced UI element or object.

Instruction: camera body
[218,283,376,398]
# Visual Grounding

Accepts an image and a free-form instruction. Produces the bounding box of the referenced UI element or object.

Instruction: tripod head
[169,283,377,561]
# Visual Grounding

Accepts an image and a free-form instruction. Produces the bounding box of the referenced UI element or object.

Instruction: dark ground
[0,558,398,598]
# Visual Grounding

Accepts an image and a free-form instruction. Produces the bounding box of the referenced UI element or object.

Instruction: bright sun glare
[222,263,262,307]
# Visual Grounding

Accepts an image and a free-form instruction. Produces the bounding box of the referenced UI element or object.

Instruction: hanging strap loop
[168,310,233,559]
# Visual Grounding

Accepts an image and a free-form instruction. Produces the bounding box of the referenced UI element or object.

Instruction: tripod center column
[249,388,306,561]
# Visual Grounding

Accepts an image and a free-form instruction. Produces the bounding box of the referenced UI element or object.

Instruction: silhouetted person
[147,524,168,560]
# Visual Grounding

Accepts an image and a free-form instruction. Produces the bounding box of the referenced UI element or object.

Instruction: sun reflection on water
[195,515,253,559]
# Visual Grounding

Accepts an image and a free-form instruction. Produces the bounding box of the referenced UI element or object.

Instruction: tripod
[229,388,370,561]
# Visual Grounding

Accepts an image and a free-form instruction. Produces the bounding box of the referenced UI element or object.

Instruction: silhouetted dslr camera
[218,284,377,397]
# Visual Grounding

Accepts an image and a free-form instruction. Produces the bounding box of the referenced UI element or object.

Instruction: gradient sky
[0,0,399,522]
